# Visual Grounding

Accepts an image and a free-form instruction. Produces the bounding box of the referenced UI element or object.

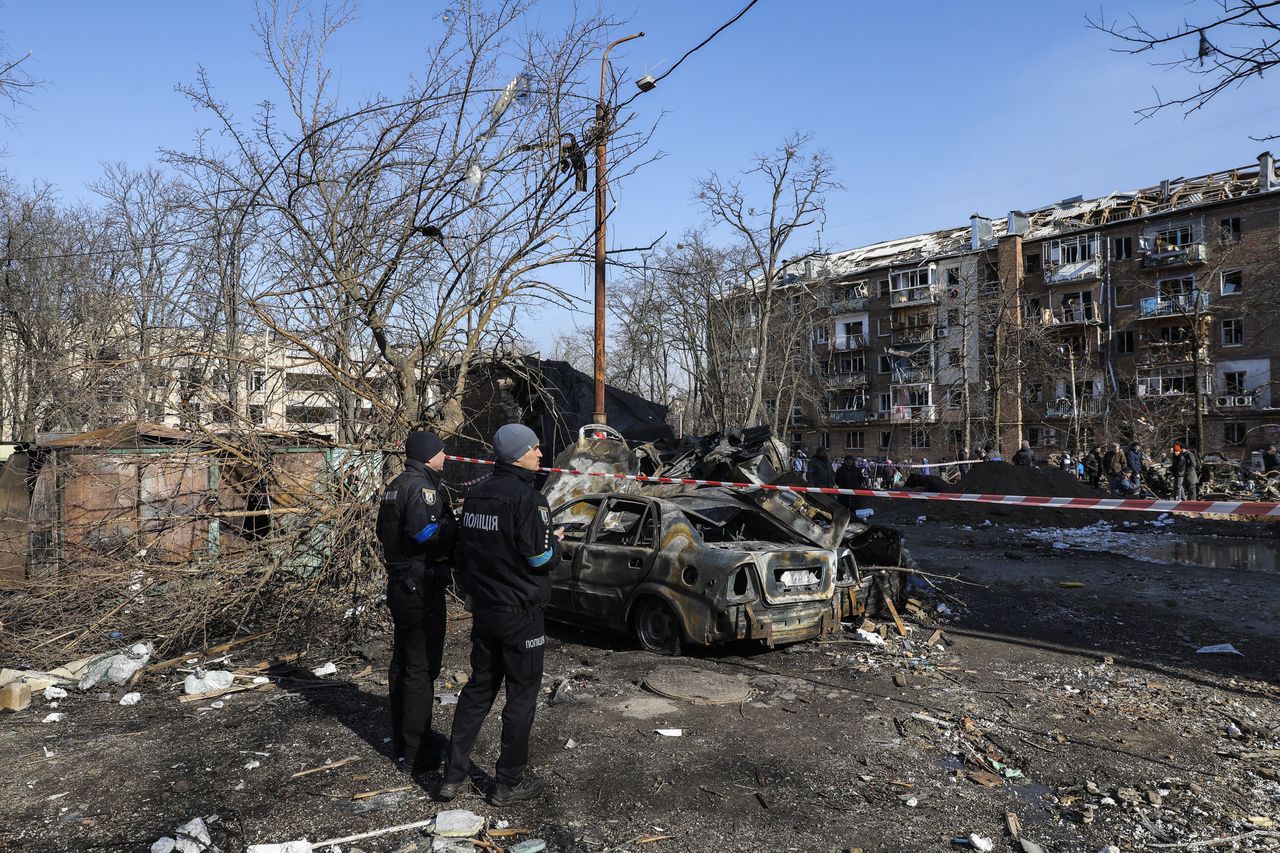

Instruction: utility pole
[592,31,645,425]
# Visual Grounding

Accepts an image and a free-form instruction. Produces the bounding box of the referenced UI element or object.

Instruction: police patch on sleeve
[421,487,436,506]
[538,506,550,525]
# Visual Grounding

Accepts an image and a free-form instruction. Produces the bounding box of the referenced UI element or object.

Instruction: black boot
[489,770,545,806]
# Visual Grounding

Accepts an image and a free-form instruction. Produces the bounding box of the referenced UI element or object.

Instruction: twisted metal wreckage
[537,424,912,654]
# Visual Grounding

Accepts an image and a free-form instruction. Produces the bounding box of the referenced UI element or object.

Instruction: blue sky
[2,1,1270,351]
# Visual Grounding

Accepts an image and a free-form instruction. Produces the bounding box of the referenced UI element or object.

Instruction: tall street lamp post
[592,31,645,425]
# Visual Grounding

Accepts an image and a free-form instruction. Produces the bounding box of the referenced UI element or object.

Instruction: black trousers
[386,564,446,769]
[444,606,545,788]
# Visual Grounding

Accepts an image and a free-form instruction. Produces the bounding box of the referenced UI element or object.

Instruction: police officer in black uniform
[438,423,563,806]
[376,430,456,775]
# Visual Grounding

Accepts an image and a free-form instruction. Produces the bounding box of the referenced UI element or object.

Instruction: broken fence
[444,455,1280,518]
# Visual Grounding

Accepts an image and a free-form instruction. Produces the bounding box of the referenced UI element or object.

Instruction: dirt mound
[949,461,1103,499]
[904,470,948,491]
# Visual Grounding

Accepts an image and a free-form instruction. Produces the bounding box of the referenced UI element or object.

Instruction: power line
[617,0,760,110]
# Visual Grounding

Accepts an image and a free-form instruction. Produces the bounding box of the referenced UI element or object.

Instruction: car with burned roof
[545,488,857,654]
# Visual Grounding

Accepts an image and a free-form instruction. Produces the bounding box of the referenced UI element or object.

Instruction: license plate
[780,569,817,587]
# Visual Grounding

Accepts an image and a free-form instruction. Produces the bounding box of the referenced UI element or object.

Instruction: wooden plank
[352,785,411,800]
[291,755,361,778]
[142,631,276,675]
[884,597,907,637]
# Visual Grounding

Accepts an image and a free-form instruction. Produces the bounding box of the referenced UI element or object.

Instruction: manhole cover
[642,666,751,705]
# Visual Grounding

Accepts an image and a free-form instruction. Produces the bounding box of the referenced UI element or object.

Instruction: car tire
[632,596,683,656]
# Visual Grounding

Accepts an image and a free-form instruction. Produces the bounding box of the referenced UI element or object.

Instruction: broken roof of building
[39,422,196,449]
[779,156,1276,285]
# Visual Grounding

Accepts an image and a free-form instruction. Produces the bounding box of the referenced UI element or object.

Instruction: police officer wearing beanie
[438,423,563,806]
[376,430,456,775]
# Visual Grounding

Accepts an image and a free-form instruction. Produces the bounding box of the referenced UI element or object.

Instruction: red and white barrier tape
[443,455,1280,517]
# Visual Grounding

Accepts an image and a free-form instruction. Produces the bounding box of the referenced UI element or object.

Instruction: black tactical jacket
[456,463,561,610]
[375,459,456,572]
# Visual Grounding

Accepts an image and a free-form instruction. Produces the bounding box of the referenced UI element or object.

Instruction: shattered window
[1224,423,1246,446]
[553,499,600,543]
[604,501,657,547]
[1221,269,1243,296]
[678,503,795,544]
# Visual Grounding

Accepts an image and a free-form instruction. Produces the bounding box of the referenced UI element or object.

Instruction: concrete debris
[654,728,683,737]
[43,685,68,700]
[311,662,338,677]
[856,629,886,646]
[431,809,485,837]
[431,838,473,853]
[78,642,154,691]
[967,834,994,852]
[183,670,235,695]
[120,692,142,706]
[245,843,312,853]
[507,841,547,853]
[0,668,72,692]
[0,682,32,712]
[41,712,64,723]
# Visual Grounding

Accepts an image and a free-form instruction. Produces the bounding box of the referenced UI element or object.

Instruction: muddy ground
[3,509,1279,853]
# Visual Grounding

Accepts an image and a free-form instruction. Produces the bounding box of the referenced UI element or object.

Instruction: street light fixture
[592,31,645,425]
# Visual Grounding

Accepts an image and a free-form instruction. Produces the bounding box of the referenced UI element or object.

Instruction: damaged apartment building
[742,153,1280,459]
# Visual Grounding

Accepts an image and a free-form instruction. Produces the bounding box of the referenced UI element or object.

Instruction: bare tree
[0,31,39,126]
[166,0,649,445]
[1090,1,1280,131]
[695,133,837,427]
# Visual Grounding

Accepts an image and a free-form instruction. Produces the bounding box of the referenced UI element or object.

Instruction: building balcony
[891,326,936,345]
[892,367,935,384]
[1140,241,1207,269]
[832,334,869,351]
[1138,291,1210,319]
[888,404,938,423]
[1043,305,1101,327]
[823,296,870,314]
[1044,257,1101,284]
[889,285,938,307]
[1044,398,1104,418]
[826,371,868,389]
[1137,342,1205,367]
[828,409,869,424]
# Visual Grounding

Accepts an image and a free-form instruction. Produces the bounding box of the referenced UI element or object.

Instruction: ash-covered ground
[3,509,1278,853]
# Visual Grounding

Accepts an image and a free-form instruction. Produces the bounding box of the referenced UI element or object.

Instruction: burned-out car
[546,489,856,654]
[539,424,910,654]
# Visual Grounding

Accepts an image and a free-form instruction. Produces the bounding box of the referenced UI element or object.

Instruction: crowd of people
[796,440,1280,502]
[1014,439,1280,498]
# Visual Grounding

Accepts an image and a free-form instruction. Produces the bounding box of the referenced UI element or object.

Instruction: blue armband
[526,547,555,568]
[412,522,439,543]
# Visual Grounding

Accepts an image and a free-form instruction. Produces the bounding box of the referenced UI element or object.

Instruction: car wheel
[632,596,683,656]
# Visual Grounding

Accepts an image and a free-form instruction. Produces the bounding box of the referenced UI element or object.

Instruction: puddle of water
[1143,539,1280,572]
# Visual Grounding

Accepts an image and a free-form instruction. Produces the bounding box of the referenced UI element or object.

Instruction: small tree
[695,133,837,428]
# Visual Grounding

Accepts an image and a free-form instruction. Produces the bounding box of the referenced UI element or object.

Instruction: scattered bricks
[0,681,32,712]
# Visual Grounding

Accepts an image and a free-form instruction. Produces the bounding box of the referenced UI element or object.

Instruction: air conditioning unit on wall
[1234,395,1254,407]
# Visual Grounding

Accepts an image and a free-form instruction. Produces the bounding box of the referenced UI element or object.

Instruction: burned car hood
[699,485,849,551]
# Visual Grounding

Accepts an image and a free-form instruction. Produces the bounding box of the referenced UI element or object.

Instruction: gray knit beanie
[494,423,540,463]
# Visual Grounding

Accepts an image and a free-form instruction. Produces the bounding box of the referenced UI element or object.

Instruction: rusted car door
[573,496,658,625]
